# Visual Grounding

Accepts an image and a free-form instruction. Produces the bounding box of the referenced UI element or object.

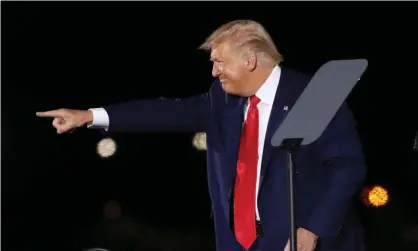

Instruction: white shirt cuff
[87,108,109,131]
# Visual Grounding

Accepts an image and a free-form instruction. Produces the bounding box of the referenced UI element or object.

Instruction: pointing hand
[36,108,93,134]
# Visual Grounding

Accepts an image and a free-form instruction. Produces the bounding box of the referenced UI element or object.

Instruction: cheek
[223,66,243,82]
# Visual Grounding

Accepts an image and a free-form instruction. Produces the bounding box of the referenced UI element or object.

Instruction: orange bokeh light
[362,185,389,207]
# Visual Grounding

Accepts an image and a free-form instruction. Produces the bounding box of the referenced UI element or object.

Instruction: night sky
[2,1,418,250]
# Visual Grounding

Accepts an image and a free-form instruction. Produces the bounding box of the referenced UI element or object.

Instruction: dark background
[2,1,418,251]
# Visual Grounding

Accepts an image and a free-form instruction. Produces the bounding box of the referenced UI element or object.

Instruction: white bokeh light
[192,132,207,151]
[97,137,117,158]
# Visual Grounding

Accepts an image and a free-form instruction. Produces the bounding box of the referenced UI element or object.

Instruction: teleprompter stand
[271,59,369,251]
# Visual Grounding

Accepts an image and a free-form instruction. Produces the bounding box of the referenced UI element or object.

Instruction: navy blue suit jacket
[102,67,366,251]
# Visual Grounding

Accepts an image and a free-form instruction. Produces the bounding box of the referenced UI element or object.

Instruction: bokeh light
[97,137,117,158]
[362,185,389,207]
[192,132,207,151]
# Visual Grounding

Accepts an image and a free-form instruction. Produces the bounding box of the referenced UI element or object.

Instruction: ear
[246,54,257,71]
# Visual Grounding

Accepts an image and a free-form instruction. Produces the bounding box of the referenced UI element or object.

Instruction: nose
[212,62,220,77]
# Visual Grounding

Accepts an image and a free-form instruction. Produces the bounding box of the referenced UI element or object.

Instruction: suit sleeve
[101,82,221,133]
[305,102,367,240]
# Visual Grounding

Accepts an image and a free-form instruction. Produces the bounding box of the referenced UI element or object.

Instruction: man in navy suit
[37,20,366,251]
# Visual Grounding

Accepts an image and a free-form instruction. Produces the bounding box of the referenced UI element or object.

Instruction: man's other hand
[284,228,318,251]
[36,109,93,134]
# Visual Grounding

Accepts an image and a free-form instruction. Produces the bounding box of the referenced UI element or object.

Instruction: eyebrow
[210,57,223,62]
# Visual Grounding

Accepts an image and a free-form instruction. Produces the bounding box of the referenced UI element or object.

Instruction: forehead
[210,42,233,60]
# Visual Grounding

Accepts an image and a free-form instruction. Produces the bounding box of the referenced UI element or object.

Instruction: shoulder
[274,67,314,107]
[281,67,313,92]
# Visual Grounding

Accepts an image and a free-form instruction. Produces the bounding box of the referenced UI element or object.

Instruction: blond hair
[199,20,283,66]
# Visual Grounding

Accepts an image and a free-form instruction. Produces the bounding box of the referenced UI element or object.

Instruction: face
[210,42,255,96]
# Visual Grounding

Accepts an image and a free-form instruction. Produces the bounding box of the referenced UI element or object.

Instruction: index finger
[36,110,63,118]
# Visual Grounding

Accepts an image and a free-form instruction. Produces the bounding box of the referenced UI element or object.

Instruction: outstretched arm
[97,92,214,133]
[37,81,223,134]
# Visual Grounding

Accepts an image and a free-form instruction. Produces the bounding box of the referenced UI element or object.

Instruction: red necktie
[234,95,260,250]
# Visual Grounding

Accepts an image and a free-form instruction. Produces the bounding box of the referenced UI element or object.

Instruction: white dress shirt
[88,65,282,221]
[243,65,281,220]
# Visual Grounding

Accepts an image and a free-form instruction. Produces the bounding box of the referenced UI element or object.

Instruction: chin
[223,88,239,96]
[221,82,240,96]
[220,82,228,90]
[221,83,232,93]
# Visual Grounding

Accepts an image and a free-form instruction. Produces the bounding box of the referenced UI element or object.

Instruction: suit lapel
[260,68,296,178]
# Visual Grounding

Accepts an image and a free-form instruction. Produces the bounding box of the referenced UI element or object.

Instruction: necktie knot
[250,95,260,107]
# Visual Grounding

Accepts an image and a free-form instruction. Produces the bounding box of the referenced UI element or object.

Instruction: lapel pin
[283,106,288,111]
